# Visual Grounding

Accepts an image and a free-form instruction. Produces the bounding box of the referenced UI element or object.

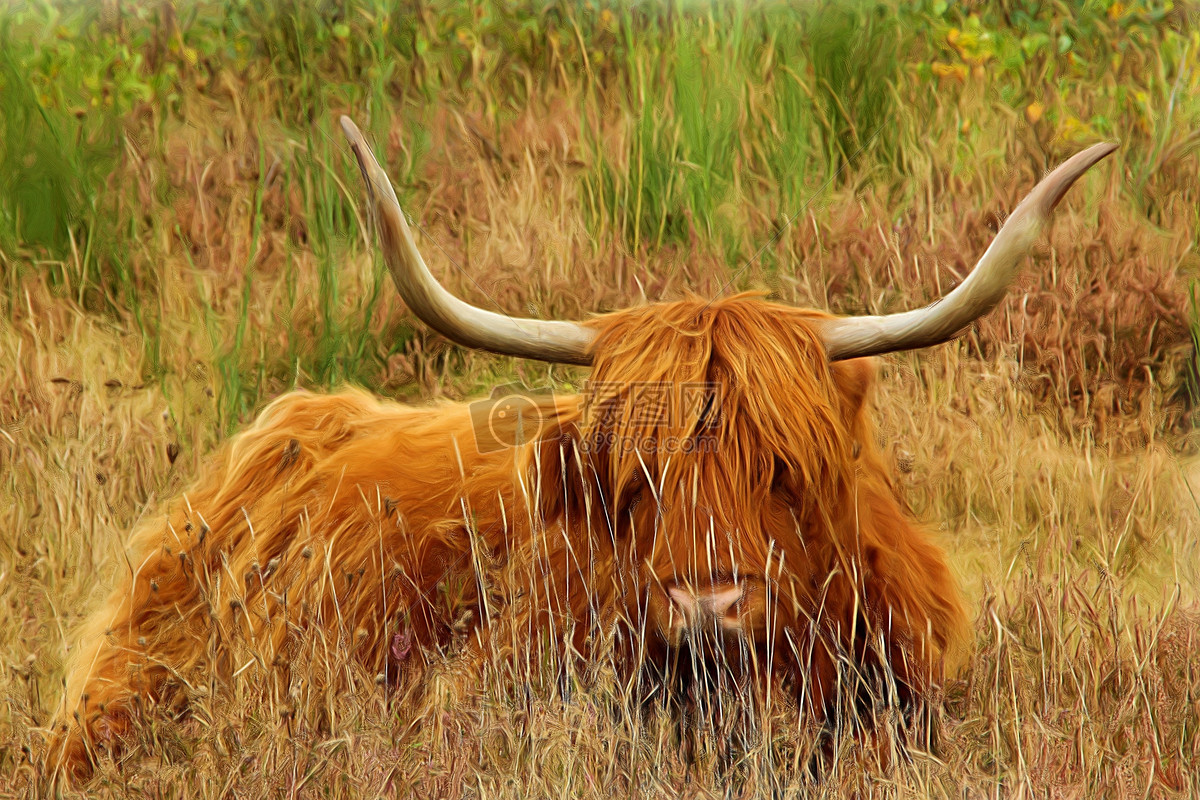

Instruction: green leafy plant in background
[0,4,1199,793]
[1,0,1196,430]
[805,2,906,176]
[580,0,912,262]
[0,5,174,319]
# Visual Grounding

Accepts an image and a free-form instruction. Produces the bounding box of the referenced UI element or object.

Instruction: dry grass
[4,276,1198,796]
[2,0,1200,796]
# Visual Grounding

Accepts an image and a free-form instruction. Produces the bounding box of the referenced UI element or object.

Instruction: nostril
[661,581,745,643]
[696,584,743,618]
[667,585,698,617]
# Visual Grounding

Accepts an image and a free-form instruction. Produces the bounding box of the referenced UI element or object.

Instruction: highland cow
[48,116,1115,781]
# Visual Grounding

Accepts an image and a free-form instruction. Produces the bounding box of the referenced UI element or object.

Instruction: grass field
[2,0,1200,796]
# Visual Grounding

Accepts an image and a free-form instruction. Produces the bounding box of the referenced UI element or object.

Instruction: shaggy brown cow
[48,117,1115,781]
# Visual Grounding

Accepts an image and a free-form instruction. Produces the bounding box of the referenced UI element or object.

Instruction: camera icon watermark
[469,381,724,456]
[469,383,557,454]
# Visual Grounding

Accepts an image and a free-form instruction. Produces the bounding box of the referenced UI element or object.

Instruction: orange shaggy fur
[49,294,967,780]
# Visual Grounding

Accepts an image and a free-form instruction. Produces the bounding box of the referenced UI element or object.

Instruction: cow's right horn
[816,141,1117,361]
[341,116,596,366]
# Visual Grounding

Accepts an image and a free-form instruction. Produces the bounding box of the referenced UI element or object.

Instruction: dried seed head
[278,438,301,473]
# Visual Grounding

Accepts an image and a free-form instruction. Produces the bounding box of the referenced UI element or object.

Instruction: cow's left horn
[341,117,596,365]
[816,142,1117,361]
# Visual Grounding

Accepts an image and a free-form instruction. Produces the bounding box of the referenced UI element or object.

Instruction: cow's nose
[662,581,745,645]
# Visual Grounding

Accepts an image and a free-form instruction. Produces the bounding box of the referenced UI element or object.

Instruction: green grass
[1,0,1199,795]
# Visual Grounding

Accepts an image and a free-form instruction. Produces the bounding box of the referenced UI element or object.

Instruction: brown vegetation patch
[762,164,1196,435]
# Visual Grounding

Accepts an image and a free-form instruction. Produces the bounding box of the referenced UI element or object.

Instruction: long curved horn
[817,142,1117,361]
[340,116,596,365]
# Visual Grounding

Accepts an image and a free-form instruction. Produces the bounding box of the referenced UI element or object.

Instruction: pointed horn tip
[1038,140,1119,215]
[339,115,362,143]
[1065,140,1119,176]
[337,116,387,200]
[815,140,1120,363]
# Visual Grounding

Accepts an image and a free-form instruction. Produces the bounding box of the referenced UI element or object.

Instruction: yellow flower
[931,61,968,82]
[1025,101,1045,124]
[1056,115,1096,142]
